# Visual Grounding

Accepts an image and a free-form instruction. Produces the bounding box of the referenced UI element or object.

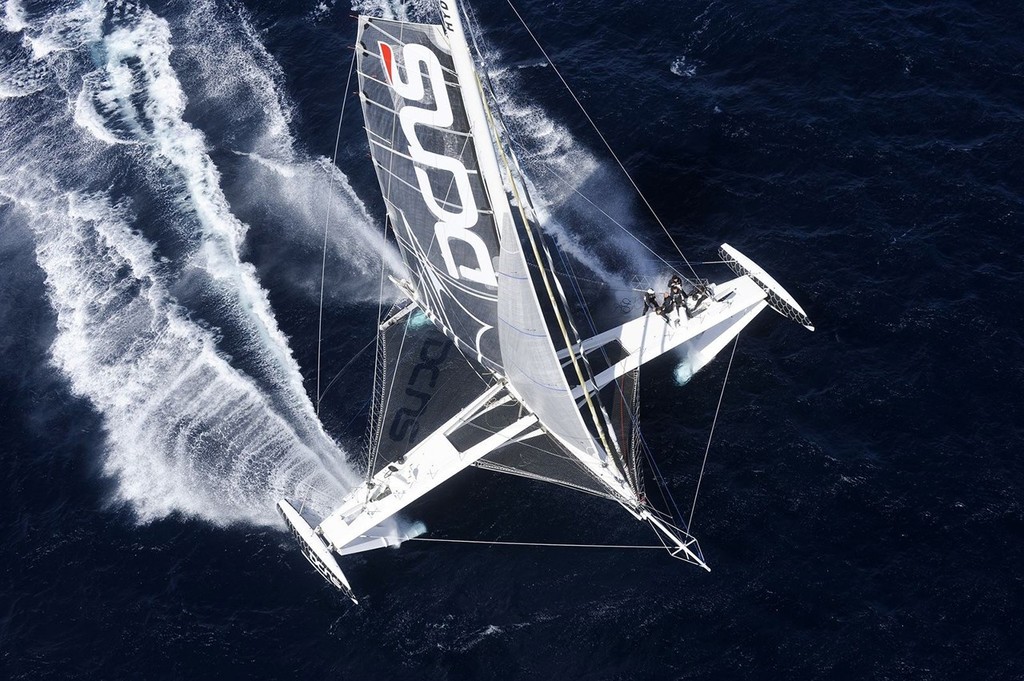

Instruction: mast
[436,1,514,242]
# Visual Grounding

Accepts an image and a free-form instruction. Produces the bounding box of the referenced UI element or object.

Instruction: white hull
[280,243,813,598]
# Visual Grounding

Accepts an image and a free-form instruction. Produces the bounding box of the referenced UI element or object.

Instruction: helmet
[646,288,655,294]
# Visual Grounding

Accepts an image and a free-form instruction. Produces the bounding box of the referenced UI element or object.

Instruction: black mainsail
[357,18,503,371]
[357,14,630,497]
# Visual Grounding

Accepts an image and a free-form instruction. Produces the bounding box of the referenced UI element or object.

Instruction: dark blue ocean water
[2,0,1022,678]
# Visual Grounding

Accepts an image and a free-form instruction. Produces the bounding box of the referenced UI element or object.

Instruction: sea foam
[0,1,397,529]
[6,188,356,524]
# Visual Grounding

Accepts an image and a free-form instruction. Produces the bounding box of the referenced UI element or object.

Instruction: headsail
[366,304,492,481]
[440,4,636,500]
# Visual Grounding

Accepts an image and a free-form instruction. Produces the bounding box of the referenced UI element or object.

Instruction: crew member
[668,275,684,307]
[685,282,711,318]
[669,275,685,323]
[642,288,661,315]
[660,291,676,324]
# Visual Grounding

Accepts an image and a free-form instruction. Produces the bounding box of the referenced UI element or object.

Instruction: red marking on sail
[378,42,394,84]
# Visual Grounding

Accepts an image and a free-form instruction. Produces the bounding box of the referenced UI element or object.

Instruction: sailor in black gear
[685,281,710,318]
[659,290,675,324]
[668,274,683,297]
[642,288,661,315]
[669,275,685,315]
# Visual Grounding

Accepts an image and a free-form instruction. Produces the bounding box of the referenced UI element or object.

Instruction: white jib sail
[440,1,636,499]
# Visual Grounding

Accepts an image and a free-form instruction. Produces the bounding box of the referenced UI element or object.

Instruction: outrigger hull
[277,499,358,604]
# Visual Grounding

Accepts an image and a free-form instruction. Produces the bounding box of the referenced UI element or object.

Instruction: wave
[670,56,698,78]
[81,7,358,449]
[3,0,27,33]
[0,24,50,98]
[16,0,104,60]
[0,0,404,528]
[169,0,407,298]
[3,186,354,524]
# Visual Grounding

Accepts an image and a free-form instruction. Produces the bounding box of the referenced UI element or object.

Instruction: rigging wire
[642,437,687,528]
[410,537,665,550]
[475,49,620,468]
[504,0,702,285]
[524,152,684,279]
[315,48,358,415]
[525,156,734,280]
[688,334,739,531]
[464,6,686,295]
[318,334,378,401]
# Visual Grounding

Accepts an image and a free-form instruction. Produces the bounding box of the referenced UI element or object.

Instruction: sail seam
[367,137,480,173]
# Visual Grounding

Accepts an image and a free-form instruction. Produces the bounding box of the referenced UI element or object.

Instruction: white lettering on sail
[380,41,497,288]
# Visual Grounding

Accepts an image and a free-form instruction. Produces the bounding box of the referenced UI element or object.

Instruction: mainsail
[277,0,814,602]
[357,18,504,371]
[357,12,633,499]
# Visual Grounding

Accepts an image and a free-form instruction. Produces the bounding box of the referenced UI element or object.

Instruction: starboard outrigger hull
[277,499,358,604]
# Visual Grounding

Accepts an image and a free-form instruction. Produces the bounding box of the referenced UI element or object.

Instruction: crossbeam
[564,274,768,398]
[317,383,538,554]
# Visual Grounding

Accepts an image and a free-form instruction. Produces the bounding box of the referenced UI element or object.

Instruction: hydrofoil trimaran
[279,0,813,603]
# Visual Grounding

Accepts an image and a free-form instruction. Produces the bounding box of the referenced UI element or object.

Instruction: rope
[316,48,358,415]
[688,334,739,530]
[410,537,664,550]
[318,334,377,402]
[504,0,701,285]
[643,433,687,528]
[528,157,687,281]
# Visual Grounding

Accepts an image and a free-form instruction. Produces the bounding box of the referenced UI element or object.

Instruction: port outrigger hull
[277,499,358,604]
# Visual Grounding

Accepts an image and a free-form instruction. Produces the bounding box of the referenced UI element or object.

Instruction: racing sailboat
[278,1,813,603]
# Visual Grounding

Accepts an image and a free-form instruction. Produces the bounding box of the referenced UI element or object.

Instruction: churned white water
[0,0,400,527]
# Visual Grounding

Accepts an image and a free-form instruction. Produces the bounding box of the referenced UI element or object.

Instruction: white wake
[0,0,398,527]
[12,189,355,523]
